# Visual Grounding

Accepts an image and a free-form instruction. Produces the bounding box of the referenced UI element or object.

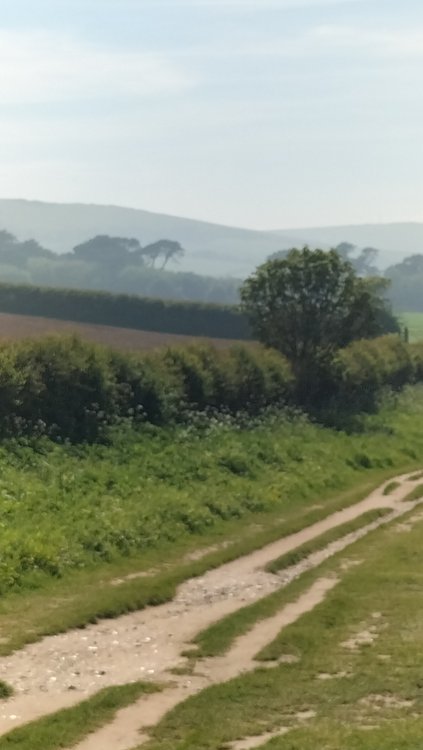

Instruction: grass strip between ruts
[265,508,392,574]
[0,682,160,750]
[140,504,423,750]
[191,505,417,660]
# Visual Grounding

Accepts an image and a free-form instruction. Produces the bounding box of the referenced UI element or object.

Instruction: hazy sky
[0,0,422,229]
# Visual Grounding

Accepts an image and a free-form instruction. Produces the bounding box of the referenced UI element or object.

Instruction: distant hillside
[1,200,421,278]
[0,200,298,278]
[270,223,423,269]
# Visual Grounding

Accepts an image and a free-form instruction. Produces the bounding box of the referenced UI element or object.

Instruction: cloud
[0,30,194,105]
[311,25,423,58]
[127,0,361,7]
[184,23,423,64]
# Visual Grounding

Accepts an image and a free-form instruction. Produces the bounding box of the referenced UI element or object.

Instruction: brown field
[0,312,241,352]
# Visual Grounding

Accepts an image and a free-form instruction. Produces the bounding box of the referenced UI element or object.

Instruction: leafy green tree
[240,247,399,400]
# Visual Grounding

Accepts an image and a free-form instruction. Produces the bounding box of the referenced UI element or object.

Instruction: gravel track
[0,472,420,748]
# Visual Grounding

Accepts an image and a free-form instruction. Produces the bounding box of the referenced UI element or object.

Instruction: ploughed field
[0,311,238,350]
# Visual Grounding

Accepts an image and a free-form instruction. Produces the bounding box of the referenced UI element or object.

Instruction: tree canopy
[240,247,399,397]
[0,229,241,304]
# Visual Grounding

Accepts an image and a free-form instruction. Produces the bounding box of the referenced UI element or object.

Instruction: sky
[0,0,422,229]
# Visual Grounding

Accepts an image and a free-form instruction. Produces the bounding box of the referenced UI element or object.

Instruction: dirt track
[0,472,421,749]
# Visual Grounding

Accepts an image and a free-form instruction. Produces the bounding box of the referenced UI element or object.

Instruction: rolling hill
[0,199,297,278]
[271,223,423,269]
[0,199,421,278]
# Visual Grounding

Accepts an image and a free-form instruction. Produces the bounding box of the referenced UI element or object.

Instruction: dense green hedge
[0,337,294,441]
[0,333,418,442]
[0,282,250,339]
[312,335,421,419]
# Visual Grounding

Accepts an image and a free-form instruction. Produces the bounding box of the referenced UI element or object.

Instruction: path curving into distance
[0,471,421,748]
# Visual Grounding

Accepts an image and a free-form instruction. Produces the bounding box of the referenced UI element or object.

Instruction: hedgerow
[0,282,250,339]
[0,333,416,441]
[0,337,295,441]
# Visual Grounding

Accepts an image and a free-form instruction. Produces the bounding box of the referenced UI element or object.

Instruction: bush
[0,337,294,442]
[326,335,418,416]
[0,332,417,443]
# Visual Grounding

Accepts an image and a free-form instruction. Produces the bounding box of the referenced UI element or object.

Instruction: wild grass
[0,479,398,656]
[142,506,423,750]
[0,682,159,750]
[382,480,400,495]
[0,388,421,651]
[265,508,391,574]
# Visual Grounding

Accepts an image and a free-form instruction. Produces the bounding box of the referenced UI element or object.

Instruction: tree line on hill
[0,230,241,304]
[0,228,422,312]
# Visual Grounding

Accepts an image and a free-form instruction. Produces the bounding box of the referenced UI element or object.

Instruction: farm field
[400,312,423,341]
[0,389,422,747]
[0,311,239,351]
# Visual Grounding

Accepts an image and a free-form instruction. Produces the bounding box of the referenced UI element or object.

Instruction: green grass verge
[0,388,421,653]
[382,480,400,495]
[141,505,423,750]
[0,478,397,656]
[265,508,391,574]
[0,682,159,750]
[409,471,423,481]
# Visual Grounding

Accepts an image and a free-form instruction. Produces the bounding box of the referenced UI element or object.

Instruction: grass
[141,505,423,750]
[0,682,159,750]
[0,683,12,700]
[401,312,423,341]
[402,484,423,503]
[408,471,423,481]
[0,388,420,652]
[0,479,398,656]
[265,508,391,574]
[191,509,394,660]
[383,480,400,495]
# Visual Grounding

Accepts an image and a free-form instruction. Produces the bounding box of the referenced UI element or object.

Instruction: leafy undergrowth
[141,506,423,750]
[265,508,391,574]
[0,388,421,651]
[0,682,159,750]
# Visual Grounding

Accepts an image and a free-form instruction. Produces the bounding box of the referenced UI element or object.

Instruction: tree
[240,247,399,399]
[334,242,379,277]
[140,240,185,268]
[386,254,423,277]
[73,235,143,267]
